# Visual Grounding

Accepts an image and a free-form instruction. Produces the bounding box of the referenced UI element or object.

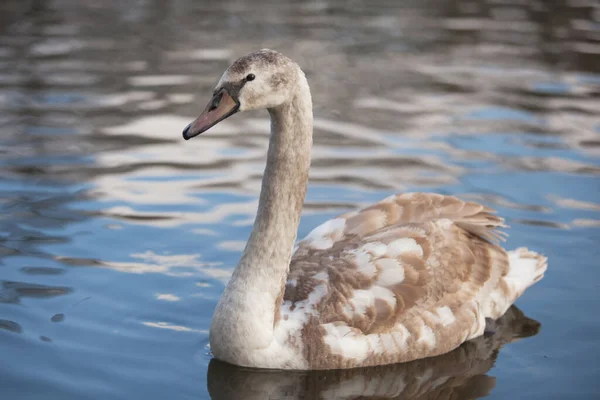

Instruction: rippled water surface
[1,0,599,399]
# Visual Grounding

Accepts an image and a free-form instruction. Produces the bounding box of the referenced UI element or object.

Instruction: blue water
[1,0,599,399]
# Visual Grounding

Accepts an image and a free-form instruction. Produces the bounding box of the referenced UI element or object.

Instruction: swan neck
[210,71,313,361]
[239,74,313,278]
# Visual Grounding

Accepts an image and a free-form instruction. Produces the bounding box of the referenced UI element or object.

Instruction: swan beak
[182,89,240,140]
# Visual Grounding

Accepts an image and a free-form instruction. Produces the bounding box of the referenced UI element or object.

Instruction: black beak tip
[182,124,192,140]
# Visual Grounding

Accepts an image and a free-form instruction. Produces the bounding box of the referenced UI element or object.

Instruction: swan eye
[246,73,256,81]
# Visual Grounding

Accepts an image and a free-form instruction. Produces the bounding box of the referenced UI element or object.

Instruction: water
[0,0,598,398]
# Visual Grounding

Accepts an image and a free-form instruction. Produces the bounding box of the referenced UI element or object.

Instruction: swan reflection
[207,306,539,400]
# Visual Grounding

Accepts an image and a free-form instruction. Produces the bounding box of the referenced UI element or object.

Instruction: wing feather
[296,193,507,254]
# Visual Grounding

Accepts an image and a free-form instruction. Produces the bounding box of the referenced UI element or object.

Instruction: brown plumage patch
[269,72,289,89]
[228,49,287,75]
[276,193,539,370]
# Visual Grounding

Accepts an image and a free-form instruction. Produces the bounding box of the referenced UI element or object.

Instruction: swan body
[182,49,547,370]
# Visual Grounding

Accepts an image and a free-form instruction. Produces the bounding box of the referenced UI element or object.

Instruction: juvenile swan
[182,49,547,370]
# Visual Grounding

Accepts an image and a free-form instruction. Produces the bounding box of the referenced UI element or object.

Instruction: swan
[182,49,547,370]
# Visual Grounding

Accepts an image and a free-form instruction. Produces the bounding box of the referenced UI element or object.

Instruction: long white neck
[210,70,313,362]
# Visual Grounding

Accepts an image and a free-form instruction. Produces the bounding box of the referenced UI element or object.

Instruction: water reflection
[207,307,540,400]
[0,319,22,333]
[0,280,71,304]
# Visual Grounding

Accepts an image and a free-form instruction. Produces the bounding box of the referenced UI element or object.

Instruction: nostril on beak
[209,92,223,112]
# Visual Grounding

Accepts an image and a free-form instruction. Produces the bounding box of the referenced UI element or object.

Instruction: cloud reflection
[155,293,181,302]
[103,251,230,280]
[142,321,207,334]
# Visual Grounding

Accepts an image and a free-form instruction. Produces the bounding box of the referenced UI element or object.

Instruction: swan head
[183,49,299,140]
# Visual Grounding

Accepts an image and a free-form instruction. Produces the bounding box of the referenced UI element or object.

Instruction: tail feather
[506,247,548,290]
[483,247,547,320]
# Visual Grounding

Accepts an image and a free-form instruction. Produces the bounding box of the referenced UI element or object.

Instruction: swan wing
[282,193,515,368]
